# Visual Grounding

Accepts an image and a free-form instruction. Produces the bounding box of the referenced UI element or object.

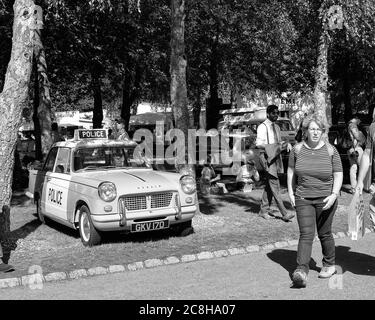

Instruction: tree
[32,2,53,159]
[0,0,36,244]
[170,0,193,172]
[313,0,375,125]
[186,0,301,130]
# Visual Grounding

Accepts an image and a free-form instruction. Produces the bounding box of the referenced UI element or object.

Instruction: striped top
[288,143,343,198]
[365,122,375,149]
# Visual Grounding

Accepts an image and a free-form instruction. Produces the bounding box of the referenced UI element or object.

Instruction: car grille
[123,195,147,211]
[119,192,174,212]
[151,193,173,209]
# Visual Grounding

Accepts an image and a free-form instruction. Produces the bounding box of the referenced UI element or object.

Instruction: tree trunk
[32,55,42,160]
[343,50,353,123]
[170,0,193,173]
[313,27,331,126]
[192,88,202,129]
[121,67,141,132]
[91,61,103,129]
[33,25,53,157]
[0,0,35,238]
[206,32,220,130]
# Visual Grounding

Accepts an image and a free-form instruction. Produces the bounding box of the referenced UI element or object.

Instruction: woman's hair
[300,115,327,141]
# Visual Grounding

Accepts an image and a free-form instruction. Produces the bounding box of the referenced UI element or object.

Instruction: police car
[26,129,197,246]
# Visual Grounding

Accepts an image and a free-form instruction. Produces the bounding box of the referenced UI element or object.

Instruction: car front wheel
[78,205,101,246]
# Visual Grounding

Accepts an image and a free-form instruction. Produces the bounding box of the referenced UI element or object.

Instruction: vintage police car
[26,129,197,246]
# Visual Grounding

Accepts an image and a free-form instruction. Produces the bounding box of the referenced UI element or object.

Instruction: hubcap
[81,211,91,242]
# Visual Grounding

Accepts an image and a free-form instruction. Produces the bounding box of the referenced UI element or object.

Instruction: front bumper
[91,205,197,231]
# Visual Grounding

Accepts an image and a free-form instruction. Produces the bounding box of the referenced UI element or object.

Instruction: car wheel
[78,205,101,246]
[36,197,45,224]
[175,220,194,237]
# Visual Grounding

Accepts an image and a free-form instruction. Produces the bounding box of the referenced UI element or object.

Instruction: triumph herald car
[26,129,197,246]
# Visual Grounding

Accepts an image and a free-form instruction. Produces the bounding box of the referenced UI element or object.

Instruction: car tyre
[36,197,45,224]
[78,205,101,246]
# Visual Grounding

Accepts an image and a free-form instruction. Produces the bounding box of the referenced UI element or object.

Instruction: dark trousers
[295,196,337,274]
[260,173,288,217]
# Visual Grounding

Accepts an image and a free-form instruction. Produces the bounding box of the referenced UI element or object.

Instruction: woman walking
[287,115,343,288]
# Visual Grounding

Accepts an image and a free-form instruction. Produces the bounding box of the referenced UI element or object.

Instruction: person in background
[115,119,130,140]
[0,205,15,273]
[0,246,14,273]
[108,128,115,139]
[287,115,343,288]
[236,158,260,192]
[295,113,308,143]
[200,154,228,195]
[112,150,125,167]
[51,122,63,143]
[354,110,375,231]
[256,104,294,221]
[346,118,366,193]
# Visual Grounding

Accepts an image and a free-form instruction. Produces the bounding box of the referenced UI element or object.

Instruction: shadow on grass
[266,249,320,280]
[198,187,294,217]
[198,193,226,215]
[39,215,80,239]
[2,219,41,264]
[101,225,195,244]
[10,193,31,206]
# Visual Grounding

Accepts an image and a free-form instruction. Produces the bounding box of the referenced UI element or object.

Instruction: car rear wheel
[36,197,45,224]
[78,205,101,246]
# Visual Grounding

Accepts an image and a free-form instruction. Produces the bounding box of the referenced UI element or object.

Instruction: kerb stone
[109,265,126,273]
[144,259,163,268]
[44,272,67,282]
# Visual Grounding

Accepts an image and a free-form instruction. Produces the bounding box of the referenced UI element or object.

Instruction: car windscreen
[73,146,151,171]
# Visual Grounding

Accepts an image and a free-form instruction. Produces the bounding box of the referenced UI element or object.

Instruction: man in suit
[256,104,294,222]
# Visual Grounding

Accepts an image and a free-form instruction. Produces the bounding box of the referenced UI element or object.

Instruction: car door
[43,147,72,221]
[40,147,58,217]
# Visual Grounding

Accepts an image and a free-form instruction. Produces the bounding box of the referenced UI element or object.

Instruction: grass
[0,180,372,279]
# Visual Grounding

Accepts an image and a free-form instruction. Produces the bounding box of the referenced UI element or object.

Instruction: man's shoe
[292,270,307,288]
[268,209,280,217]
[0,263,15,273]
[282,212,295,222]
[318,266,336,279]
[259,212,271,220]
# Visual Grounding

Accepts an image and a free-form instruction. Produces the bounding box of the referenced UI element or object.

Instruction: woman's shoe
[318,266,336,278]
[0,263,15,273]
[292,270,307,288]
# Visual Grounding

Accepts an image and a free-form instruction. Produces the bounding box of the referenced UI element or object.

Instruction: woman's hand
[288,192,295,207]
[322,193,337,210]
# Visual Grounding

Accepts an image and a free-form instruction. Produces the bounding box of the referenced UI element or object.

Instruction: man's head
[115,119,125,130]
[266,105,279,123]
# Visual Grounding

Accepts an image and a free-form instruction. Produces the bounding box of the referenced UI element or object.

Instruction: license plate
[131,220,169,233]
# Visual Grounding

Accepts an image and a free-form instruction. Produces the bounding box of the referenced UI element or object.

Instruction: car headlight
[98,182,117,202]
[180,175,196,194]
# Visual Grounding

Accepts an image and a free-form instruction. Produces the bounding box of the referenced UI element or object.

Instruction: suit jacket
[264,143,283,178]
